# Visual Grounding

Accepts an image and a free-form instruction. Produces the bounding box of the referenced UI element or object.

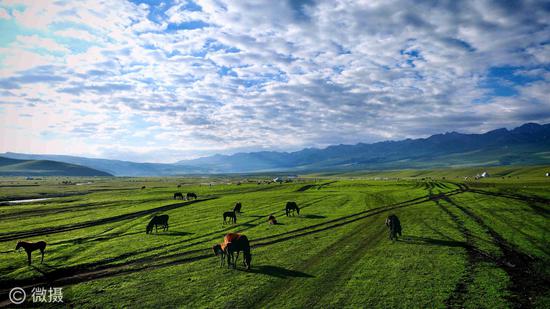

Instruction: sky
[0,0,549,163]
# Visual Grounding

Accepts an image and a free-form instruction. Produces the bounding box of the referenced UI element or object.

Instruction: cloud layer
[0,0,549,162]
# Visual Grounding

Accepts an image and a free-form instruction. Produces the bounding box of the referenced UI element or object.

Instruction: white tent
[480,171,489,178]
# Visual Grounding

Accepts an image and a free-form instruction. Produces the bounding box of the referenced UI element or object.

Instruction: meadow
[0,168,548,308]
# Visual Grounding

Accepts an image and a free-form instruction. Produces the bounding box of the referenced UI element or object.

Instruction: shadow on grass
[153,231,194,237]
[302,214,327,219]
[399,235,468,248]
[246,265,315,279]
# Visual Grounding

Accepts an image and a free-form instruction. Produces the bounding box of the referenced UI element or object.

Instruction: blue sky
[0,0,549,162]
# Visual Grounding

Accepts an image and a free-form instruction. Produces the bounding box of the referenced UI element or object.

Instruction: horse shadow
[302,214,326,219]
[244,265,314,279]
[155,231,194,237]
[399,236,468,248]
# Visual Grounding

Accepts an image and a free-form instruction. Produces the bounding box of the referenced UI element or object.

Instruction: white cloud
[0,0,549,162]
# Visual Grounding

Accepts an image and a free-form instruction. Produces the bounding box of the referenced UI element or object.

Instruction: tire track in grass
[442,194,550,308]
[436,199,484,308]
[252,214,385,308]
[0,190,465,305]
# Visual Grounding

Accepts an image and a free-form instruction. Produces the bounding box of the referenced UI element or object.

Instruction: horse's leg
[26,250,31,265]
[40,249,44,263]
[227,251,233,269]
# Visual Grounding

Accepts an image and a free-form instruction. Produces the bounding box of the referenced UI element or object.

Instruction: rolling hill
[0,157,113,176]
[2,122,550,175]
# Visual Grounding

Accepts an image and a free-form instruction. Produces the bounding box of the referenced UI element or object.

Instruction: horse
[187,192,197,200]
[215,233,251,269]
[146,215,169,234]
[233,202,242,213]
[212,244,226,267]
[173,192,184,200]
[385,214,402,240]
[15,241,46,265]
[285,201,300,216]
[223,211,237,224]
[141,186,146,190]
[268,214,277,225]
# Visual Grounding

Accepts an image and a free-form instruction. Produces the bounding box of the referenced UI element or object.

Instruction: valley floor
[0,175,548,308]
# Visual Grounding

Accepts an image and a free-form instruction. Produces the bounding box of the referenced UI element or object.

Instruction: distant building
[480,171,489,178]
[546,172,549,177]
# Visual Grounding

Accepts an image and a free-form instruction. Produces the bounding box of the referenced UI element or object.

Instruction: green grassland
[0,168,548,308]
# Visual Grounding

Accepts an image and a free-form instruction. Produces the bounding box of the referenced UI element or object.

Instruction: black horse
[173,192,184,200]
[141,186,146,190]
[223,211,237,224]
[146,215,169,234]
[233,202,242,213]
[285,201,300,216]
[16,241,46,265]
[187,192,197,200]
[385,214,402,240]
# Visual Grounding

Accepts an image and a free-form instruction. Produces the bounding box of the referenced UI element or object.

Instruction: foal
[15,241,46,265]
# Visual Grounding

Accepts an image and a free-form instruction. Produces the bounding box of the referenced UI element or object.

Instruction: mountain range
[2,122,549,176]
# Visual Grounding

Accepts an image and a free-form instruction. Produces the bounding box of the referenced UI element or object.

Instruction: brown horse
[15,241,46,265]
[268,214,277,225]
[223,211,237,224]
[213,233,251,269]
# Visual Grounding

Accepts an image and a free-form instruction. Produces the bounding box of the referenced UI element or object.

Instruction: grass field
[0,168,549,308]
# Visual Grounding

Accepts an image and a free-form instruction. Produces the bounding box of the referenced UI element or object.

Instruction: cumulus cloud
[0,0,549,162]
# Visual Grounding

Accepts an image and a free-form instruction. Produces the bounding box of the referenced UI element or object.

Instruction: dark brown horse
[233,202,242,213]
[285,201,300,216]
[268,214,277,225]
[187,192,197,200]
[173,192,184,200]
[141,186,146,189]
[223,211,237,224]
[146,215,169,234]
[15,241,46,265]
[385,214,402,240]
[214,233,251,269]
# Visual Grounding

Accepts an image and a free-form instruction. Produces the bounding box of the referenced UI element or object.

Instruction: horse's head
[244,251,252,270]
[146,223,153,234]
[212,244,223,256]
[15,241,22,251]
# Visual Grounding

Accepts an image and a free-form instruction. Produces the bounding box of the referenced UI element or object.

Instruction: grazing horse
[173,192,184,200]
[214,233,251,269]
[385,214,402,240]
[146,215,169,234]
[15,241,46,265]
[268,214,277,225]
[212,244,226,267]
[141,186,146,190]
[285,201,300,216]
[223,211,237,224]
[187,192,197,200]
[233,202,242,213]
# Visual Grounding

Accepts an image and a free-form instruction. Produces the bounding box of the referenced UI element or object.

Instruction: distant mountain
[3,122,550,175]
[0,157,113,176]
[0,153,208,176]
[176,122,550,173]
